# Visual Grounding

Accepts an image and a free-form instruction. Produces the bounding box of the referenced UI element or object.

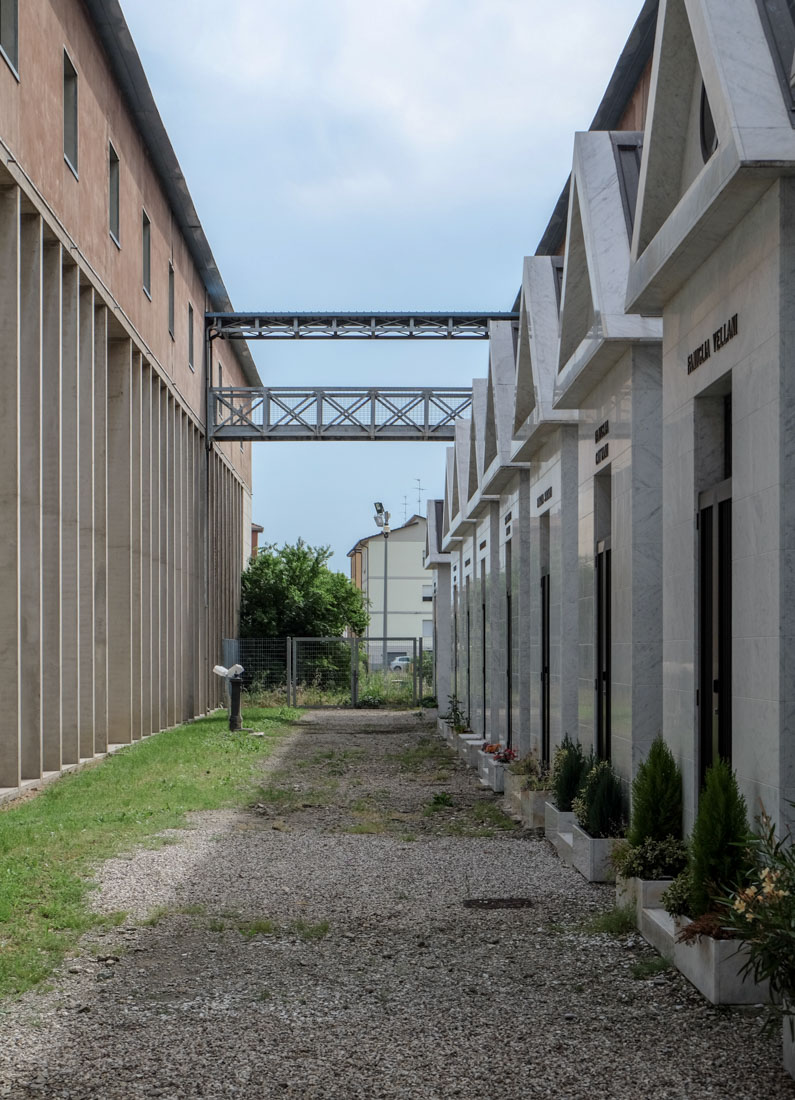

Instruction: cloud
[124,0,643,215]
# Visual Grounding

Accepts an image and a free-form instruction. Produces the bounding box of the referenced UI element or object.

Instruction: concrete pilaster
[107,337,133,744]
[41,241,62,773]
[78,285,95,759]
[0,186,21,790]
[19,213,43,780]
[60,259,80,764]
[93,305,108,754]
[130,353,142,741]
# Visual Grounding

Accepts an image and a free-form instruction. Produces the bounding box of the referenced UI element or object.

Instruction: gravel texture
[0,710,792,1099]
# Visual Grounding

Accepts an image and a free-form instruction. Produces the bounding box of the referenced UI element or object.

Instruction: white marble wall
[662,178,793,832]
[528,426,580,761]
[575,345,663,789]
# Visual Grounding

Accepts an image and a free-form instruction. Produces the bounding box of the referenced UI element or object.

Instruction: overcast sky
[122,0,643,567]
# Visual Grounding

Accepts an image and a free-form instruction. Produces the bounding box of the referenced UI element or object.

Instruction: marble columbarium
[427,0,795,834]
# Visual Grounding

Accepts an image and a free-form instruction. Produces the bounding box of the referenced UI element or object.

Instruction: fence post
[350,637,358,707]
[291,637,298,707]
[286,637,291,707]
[413,638,418,706]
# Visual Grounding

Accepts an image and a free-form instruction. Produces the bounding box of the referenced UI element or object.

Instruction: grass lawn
[0,706,298,998]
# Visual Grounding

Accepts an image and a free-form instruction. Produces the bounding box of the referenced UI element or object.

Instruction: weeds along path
[0,711,790,1099]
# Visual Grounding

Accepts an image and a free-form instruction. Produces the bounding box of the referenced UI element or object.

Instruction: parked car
[389,656,411,673]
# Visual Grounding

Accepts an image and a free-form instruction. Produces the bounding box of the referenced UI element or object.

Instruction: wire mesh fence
[222,636,434,709]
[222,637,291,705]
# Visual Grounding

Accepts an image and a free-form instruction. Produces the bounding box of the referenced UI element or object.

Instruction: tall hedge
[690,759,750,916]
[627,735,683,847]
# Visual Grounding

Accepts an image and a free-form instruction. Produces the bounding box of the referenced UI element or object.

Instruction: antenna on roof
[415,478,423,515]
[402,495,408,523]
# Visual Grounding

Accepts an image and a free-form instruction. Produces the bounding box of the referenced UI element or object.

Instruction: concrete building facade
[0,0,256,799]
[430,0,795,836]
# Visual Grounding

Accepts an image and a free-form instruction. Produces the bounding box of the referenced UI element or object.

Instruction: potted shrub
[721,811,795,1077]
[657,760,762,1005]
[545,736,591,857]
[506,751,550,828]
[570,759,627,882]
[615,736,686,917]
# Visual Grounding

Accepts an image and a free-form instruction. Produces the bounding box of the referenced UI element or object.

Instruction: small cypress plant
[689,759,751,916]
[550,735,591,812]
[627,735,683,847]
[573,760,627,838]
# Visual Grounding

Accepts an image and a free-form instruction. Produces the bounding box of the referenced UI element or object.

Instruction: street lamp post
[374,502,391,672]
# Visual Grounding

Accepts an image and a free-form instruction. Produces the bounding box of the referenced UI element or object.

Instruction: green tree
[239,540,369,638]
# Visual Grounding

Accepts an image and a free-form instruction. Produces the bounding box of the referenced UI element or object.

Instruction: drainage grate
[462,897,533,910]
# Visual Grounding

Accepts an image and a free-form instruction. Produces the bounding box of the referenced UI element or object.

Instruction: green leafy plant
[550,735,591,812]
[443,695,469,733]
[627,735,683,846]
[572,759,627,839]
[661,869,694,918]
[689,759,751,917]
[722,811,795,1032]
[509,752,550,791]
[420,695,438,709]
[613,836,688,880]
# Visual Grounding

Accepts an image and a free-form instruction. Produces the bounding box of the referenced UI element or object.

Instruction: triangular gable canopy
[425,499,452,567]
[442,445,455,540]
[627,0,795,313]
[450,416,472,536]
[466,379,496,514]
[511,256,577,462]
[554,129,661,409]
[481,321,528,494]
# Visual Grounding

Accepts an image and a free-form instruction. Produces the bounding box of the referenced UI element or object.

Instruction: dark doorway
[698,481,732,782]
[595,537,612,761]
[540,571,551,767]
[505,540,512,748]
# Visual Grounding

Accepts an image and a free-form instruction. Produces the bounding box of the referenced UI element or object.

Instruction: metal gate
[288,636,421,708]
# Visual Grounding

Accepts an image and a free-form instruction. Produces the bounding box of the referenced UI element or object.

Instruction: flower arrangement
[493,747,517,764]
[722,811,795,1032]
[483,743,501,754]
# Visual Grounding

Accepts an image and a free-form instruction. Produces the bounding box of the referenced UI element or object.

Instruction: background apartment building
[0,0,257,799]
[348,515,432,664]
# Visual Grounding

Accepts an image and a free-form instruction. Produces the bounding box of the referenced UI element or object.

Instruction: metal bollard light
[228,674,244,732]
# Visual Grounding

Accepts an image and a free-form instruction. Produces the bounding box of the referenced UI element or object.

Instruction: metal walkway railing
[209,386,473,441]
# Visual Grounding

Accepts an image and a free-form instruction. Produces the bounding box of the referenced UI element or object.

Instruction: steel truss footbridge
[206,311,518,442]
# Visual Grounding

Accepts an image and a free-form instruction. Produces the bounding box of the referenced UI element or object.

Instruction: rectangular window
[108,143,120,244]
[188,303,194,370]
[168,263,175,337]
[63,51,78,175]
[0,0,19,74]
[141,211,151,297]
[422,584,433,602]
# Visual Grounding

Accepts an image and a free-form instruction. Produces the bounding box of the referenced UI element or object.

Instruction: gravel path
[0,710,791,1099]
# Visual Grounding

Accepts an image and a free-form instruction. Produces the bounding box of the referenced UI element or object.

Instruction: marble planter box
[520,788,551,830]
[641,908,768,1005]
[503,772,523,817]
[616,876,672,926]
[437,720,455,746]
[544,802,576,864]
[571,823,619,883]
[477,751,506,793]
[457,734,484,767]
[784,1017,795,1080]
